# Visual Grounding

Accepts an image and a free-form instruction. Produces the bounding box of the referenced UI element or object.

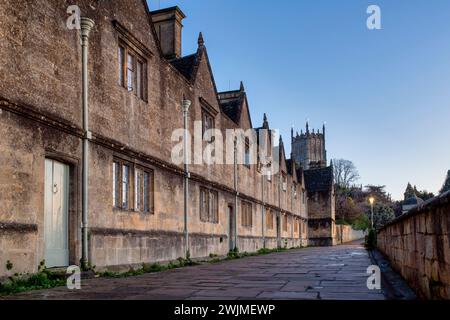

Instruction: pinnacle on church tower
[262,113,268,129]
[291,126,294,143]
[198,32,204,47]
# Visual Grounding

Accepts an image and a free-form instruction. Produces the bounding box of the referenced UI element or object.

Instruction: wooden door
[44,159,69,268]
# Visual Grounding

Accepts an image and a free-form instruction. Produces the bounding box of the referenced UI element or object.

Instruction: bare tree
[332,159,360,189]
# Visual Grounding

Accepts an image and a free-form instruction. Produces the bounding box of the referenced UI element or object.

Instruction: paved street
[4,241,385,300]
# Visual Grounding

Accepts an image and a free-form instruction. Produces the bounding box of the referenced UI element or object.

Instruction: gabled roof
[170,53,198,81]
[168,32,219,96]
[217,82,252,127]
[217,90,244,124]
[144,0,165,58]
[286,159,293,175]
[286,159,298,183]
[255,113,271,144]
[278,137,288,173]
[304,166,333,193]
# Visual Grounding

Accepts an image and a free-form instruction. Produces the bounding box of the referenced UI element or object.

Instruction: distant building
[402,194,424,214]
[292,123,327,170]
[291,124,336,246]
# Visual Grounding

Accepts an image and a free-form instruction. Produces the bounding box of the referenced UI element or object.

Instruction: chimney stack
[151,6,186,59]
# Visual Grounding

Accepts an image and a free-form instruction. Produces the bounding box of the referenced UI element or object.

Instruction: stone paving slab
[2,241,387,300]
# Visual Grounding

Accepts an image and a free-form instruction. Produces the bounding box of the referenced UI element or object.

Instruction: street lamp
[369,196,375,229]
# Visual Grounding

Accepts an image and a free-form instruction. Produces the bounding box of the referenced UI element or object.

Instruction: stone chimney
[151,6,186,59]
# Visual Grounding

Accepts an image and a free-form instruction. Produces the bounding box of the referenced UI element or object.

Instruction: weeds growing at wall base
[0,262,66,296]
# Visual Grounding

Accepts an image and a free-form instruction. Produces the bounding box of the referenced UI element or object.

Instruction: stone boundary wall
[335,225,366,244]
[377,191,450,300]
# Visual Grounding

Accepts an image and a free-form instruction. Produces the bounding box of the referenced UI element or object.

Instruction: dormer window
[244,138,251,168]
[118,44,147,100]
[200,99,218,143]
[114,20,152,102]
[202,110,214,134]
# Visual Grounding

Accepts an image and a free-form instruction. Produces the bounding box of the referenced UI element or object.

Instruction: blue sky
[148,0,450,200]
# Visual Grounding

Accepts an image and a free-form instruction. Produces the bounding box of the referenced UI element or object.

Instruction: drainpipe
[182,99,191,258]
[278,173,282,248]
[261,170,265,248]
[80,17,94,270]
[233,136,238,250]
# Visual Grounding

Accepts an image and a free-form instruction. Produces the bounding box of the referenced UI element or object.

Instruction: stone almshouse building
[0,1,335,276]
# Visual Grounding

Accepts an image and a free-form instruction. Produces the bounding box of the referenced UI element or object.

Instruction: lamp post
[182,99,191,258]
[369,196,375,229]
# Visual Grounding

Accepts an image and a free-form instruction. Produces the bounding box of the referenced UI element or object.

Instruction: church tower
[291,122,327,170]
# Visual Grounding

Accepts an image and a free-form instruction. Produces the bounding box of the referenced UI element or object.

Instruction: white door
[44,159,69,268]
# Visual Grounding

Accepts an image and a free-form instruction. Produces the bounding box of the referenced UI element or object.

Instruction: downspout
[233,136,238,250]
[80,17,94,270]
[301,190,304,246]
[261,170,265,248]
[182,99,191,258]
[277,173,282,248]
[305,190,309,247]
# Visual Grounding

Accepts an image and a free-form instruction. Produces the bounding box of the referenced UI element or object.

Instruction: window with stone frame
[291,183,298,211]
[244,138,251,168]
[201,109,215,143]
[200,99,218,144]
[282,173,287,191]
[112,159,131,210]
[112,159,154,213]
[294,218,299,233]
[241,201,253,227]
[134,166,154,214]
[282,214,288,232]
[200,187,219,223]
[118,42,147,101]
[265,208,274,230]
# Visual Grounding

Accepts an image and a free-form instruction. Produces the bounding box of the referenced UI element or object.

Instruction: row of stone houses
[0,0,335,277]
